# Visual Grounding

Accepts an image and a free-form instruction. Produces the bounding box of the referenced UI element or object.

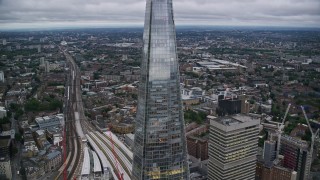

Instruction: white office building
[208,114,260,180]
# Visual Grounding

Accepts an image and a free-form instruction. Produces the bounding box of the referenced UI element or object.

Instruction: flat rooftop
[197,59,247,69]
[215,114,257,126]
[281,135,308,149]
[210,114,260,132]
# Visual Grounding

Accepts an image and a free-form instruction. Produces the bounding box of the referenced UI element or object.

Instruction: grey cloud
[0,0,319,29]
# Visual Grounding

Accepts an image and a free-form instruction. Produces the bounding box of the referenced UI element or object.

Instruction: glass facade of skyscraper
[132,0,189,179]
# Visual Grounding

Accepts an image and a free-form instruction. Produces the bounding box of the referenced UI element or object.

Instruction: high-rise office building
[40,57,45,66]
[208,114,260,180]
[132,0,189,179]
[38,45,41,53]
[217,98,242,116]
[44,61,50,73]
[263,140,277,164]
[280,135,311,180]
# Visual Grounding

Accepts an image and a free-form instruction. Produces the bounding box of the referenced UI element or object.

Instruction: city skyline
[0,0,320,30]
[1,11,320,180]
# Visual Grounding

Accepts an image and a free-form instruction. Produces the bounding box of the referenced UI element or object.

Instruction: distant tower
[208,115,260,180]
[2,39,6,46]
[40,57,45,66]
[132,0,189,179]
[293,42,297,48]
[122,55,128,61]
[44,61,50,73]
[38,45,41,53]
[0,71,4,83]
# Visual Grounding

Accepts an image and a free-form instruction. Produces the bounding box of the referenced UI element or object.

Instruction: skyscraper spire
[132,0,189,179]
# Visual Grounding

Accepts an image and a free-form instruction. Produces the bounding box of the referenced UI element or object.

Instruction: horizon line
[1,24,320,32]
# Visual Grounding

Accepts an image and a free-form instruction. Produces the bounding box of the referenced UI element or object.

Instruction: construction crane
[301,106,320,180]
[276,103,291,159]
[108,131,124,180]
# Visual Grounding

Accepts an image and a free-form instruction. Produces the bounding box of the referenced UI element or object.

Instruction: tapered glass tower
[132,0,189,179]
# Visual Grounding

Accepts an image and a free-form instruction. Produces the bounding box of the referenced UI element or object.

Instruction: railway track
[55,49,82,180]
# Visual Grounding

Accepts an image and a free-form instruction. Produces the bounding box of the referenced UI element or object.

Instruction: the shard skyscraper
[132,0,189,179]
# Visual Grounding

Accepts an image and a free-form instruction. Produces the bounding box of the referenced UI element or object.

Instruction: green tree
[270,92,275,100]
[10,103,20,111]
[184,110,207,124]
[24,98,41,111]
[93,72,100,80]
[48,99,63,111]
[0,116,10,125]
[302,130,312,142]
[15,133,22,141]
[14,108,24,119]
[11,146,18,156]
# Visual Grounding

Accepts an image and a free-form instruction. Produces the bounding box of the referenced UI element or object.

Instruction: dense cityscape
[0,0,320,180]
[0,26,319,179]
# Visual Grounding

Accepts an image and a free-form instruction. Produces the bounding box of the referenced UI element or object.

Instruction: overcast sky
[0,0,319,30]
